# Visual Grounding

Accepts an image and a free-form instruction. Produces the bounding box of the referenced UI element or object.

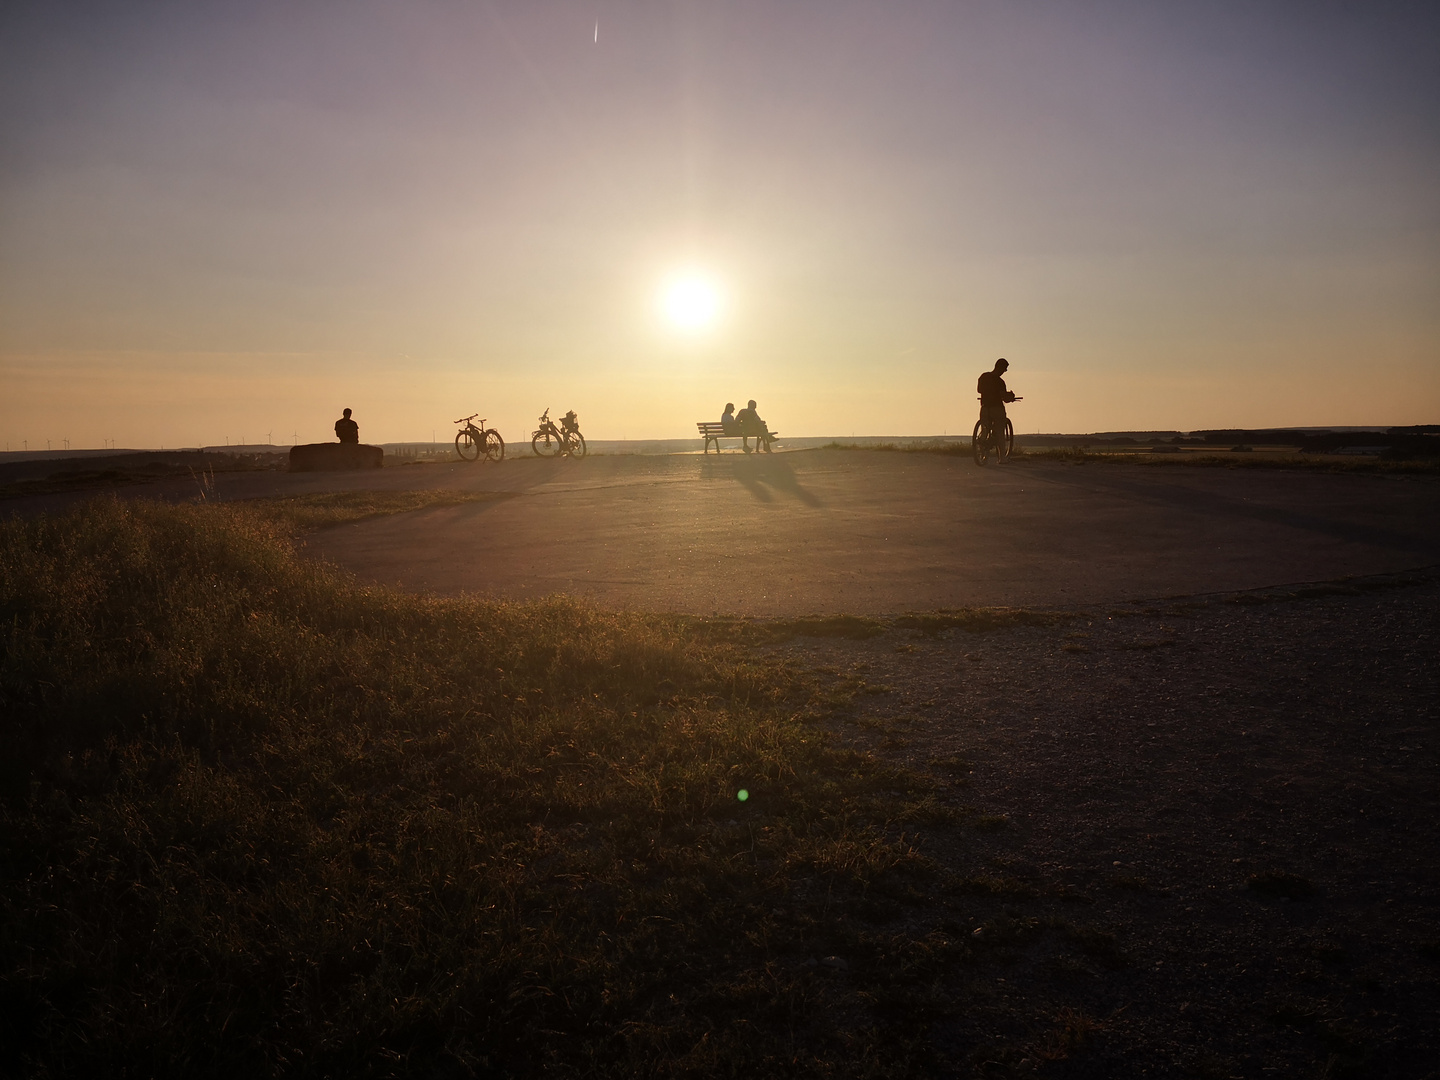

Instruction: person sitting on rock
[720,402,739,436]
[735,399,777,453]
[335,408,359,444]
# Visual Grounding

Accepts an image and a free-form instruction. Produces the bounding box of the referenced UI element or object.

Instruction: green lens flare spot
[737,789,749,802]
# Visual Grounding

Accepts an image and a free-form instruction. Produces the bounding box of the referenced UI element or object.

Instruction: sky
[1,0,1437,448]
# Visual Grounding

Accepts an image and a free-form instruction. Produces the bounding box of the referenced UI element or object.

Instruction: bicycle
[531,408,587,458]
[454,413,505,462]
[972,396,1021,466]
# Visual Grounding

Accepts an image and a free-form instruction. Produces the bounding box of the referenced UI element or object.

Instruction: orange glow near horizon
[0,4,1437,447]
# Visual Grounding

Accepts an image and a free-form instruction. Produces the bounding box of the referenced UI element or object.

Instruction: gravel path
[779,572,1439,1077]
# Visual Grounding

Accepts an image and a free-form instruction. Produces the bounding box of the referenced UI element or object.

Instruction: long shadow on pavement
[701,454,825,507]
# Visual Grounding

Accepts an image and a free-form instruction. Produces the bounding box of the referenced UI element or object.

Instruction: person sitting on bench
[735,399,776,453]
[720,402,739,436]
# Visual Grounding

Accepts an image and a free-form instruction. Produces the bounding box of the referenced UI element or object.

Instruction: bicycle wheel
[972,420,989,466]
[456,430,480,461]
[996,418,1014,462]
[532,429,562,458]
[563,430,587,458]
[482,429,505,462]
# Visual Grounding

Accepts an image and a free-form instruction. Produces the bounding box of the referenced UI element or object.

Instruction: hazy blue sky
[2,0,1437,446]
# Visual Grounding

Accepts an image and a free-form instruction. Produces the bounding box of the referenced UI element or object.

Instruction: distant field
[820,442,1440,473]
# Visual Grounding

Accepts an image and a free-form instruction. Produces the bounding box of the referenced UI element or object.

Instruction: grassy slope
[0,498,965,1078]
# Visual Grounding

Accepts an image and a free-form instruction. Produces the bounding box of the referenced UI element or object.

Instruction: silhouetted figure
[335,408,359,444]
[291,410,382,471]
[720,402,739,435]
[977,359,1016,450]
[735,399,776,453]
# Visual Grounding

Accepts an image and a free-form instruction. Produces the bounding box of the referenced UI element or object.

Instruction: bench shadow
[701,454,825,507]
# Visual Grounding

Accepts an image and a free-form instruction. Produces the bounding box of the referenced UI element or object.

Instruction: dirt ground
[779,573,1439,1077]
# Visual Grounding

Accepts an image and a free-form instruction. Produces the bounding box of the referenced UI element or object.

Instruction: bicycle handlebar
[454,413,479,424]
[975,396,1023,402]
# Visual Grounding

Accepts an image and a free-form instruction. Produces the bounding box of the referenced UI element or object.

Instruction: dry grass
[0,496,981,1078]
[0,452,284,500]
[821,440,969,456]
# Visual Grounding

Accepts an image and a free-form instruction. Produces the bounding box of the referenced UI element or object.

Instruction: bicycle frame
[532,407,586,457]
[973,396,1018,466]
[455,413,505,462]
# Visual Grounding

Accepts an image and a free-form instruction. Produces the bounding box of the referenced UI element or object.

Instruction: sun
[658,271,724,333]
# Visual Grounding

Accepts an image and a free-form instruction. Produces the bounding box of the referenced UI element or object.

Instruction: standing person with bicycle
[977,358,1016,456]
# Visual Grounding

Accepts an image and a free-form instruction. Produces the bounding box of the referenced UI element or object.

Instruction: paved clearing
[12,449,1433,612]
[295,450,1438,612]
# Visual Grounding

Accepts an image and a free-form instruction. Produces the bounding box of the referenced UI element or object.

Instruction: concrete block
[288,443,384,472]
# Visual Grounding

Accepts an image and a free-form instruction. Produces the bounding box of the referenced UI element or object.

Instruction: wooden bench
[696,422,778,454]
